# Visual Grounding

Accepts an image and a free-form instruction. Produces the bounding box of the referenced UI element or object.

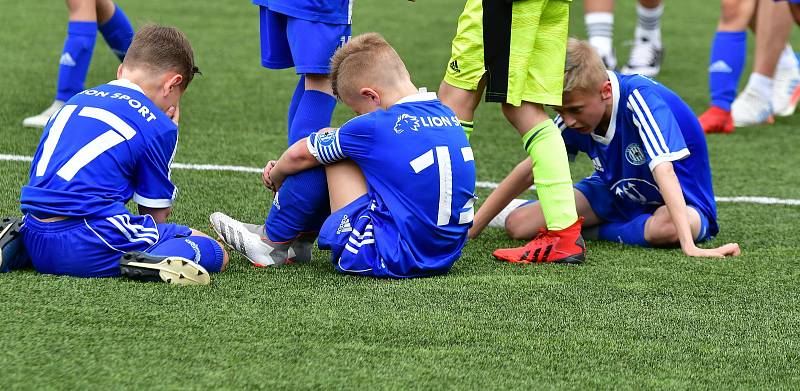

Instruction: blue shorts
[317,194,382,277]
[21,213,225,278]
[259,6,351,74]
[574,176,714,243]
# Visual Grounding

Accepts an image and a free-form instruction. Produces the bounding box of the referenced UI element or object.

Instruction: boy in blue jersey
[12,25,228,284]
[212,33,477,278]
[251,0,353,264]
[475,39,741,259]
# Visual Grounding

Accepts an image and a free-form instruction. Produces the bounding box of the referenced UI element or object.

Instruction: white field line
[2,153,799,206]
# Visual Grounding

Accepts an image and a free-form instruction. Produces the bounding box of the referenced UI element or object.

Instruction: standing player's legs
[733,0,797,126]
[698,0,755,134]
[23,0,133,129]
[440,0,487,140]
[583,0,616,70]
[621,0,664,77]
[485,0,584,264]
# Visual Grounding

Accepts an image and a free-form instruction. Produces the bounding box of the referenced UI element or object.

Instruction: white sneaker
[22,100,65,128]
[209,212,290,267]
[732,88,774,127]
[772,65,800,117]
[600,48,618,71]
[488,199,529,229]
[621,38,663,77]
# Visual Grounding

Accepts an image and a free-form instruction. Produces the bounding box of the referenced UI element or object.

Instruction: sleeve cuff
[648,148,690,171]
[133,192,174,208]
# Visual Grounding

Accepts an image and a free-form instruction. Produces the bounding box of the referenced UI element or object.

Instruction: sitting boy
[475,39,740,259]
[12,25,228,284]
[211,33,477,278]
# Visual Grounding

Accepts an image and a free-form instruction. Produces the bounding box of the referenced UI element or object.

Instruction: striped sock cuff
[521,119,555,154]
[460,120,474,140]
[637,3,663,31]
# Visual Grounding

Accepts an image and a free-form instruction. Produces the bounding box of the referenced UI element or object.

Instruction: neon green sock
[460,120,474,140]
[521,119,578,230]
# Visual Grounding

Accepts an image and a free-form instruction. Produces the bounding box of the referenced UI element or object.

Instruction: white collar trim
[107,79,145,94]
[591,71,619,145]
[396,88,437,104]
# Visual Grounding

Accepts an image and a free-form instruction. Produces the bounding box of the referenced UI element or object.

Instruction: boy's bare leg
[583,0,616,69]
[793,4,800,24]
[643,205,702,247]
[67,0,97,21]
[438,78,486,140]
[505,190,601,241]
[305,73,334,96]
[325,160,368,212]
[753,0,792,79]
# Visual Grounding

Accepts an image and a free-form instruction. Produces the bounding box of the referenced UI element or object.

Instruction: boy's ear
[359,87,380,104]
[163,73,183,96]
[116,64,124,79]
[600,80,613,100]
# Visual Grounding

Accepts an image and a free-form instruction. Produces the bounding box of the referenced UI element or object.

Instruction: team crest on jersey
[394,114,420,134]
[317,130,337,147]
[625,143,646,166]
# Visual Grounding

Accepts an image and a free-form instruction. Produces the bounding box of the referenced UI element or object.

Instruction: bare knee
[718,0,754,31]
[505,208,534,240]
[644,220,679,246]
[219,248,229,272]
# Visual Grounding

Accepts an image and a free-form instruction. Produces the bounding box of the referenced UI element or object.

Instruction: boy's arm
[469,158,534,239]
[138,205,172,224]
[264,127,340,191]
[652,162,740,258]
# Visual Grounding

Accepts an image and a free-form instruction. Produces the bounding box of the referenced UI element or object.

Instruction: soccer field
[2,0,800,389]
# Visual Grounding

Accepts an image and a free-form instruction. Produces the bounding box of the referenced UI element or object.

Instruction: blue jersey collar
[395,88,437,105]
[107,79,145,94]
[591,71,620,145]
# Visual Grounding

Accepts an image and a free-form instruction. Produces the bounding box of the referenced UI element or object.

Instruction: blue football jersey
[253,0,354,24]
[308,91,477,274]
[558,71,719,235]
[21,79,179,219]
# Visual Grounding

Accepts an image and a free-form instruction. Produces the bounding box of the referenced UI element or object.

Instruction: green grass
[2,0,800,389]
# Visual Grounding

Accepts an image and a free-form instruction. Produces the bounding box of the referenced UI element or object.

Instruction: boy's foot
[732,88,775,127]
[22,100,65,128]
[119,251,210,285]
[209,212,290,267]
[772,65,800,117]
[621,38,663,77]
[698,106,734,134]
[492,217,586,264]
[1,217,30,273]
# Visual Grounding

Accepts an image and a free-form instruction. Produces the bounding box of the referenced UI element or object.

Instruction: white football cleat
[22,100,65,128]
[772,65,800,117]
[209,212,290,267]
[120,251,211,286]
[732,88,774,127]
[621,38,663,77]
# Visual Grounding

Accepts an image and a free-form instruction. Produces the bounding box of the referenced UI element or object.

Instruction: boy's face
[553,81,612,134]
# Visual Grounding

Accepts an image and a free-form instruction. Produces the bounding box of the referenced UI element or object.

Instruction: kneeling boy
[475,39,740,259]
[212,33,477,278]
[15,25,228,284]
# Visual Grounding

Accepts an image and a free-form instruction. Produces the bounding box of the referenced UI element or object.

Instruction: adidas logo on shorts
[336,215,352,234]
[449,60,460,73]
[272,192,280,210]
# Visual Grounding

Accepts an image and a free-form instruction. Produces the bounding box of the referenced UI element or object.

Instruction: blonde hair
[563,38,609,93]
[330,32,410,100]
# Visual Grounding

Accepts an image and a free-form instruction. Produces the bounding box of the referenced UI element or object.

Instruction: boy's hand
[262,160,278,192]
[167,105,180,126]
[683,243,741,258]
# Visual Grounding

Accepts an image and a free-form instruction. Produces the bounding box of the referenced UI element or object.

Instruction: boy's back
[21,80,178,219]
[313,92,477,277]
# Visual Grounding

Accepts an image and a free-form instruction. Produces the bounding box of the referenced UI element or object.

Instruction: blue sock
[266,90,337,242]
[287,75,305,136]
[709,31,746,111]
[56,21,97,102]
[597,214,651,247]
[98,4,134,61]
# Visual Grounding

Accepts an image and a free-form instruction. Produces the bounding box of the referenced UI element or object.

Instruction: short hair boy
[12,25,228,284]
[211,33,477,278]
[477,39,740,258]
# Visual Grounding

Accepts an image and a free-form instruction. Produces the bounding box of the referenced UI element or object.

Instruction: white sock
[746,73,774,102]
[585,12,614,57]
[635,3,663,45]
[777,44,799,71]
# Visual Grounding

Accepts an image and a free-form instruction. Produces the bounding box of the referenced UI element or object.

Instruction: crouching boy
[212,33,477,277]
[14,25,228,284]
[477,39,740,259]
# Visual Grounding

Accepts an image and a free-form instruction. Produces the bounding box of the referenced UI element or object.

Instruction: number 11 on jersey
[410,146,476,226]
